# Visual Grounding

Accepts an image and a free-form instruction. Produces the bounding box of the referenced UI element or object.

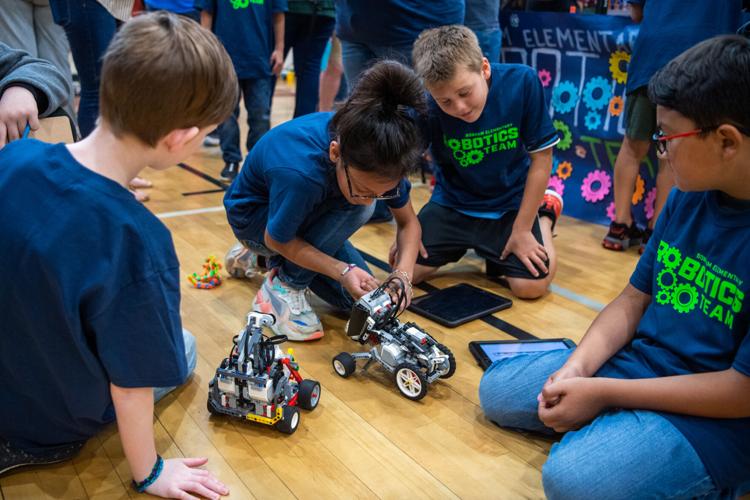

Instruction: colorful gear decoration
[632,175,645,205]
[606,201,616,221]
[609,50,630,84]
[656,268,677,291]
[672,283,699,314]
[661,247,683,270]
[538,69,552,88]
[459,158,469,167]
[557,161,573,180]
[575,144,587,158]
[580,169,612,202]
[547,175,565,196]
[582,77,612,111]
[584,111,602,131]
[446,138,460,151]
[553,120,572,150]
[608,96,624,116]
[466,149,484,165]
[551,80,579,114]
[644,187,657,220]
[656,289,672,305]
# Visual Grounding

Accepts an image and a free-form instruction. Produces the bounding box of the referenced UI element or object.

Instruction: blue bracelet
[132,454,164,493]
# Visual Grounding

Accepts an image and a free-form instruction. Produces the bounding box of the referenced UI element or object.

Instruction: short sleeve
[266,167,326,243]
[629,188,678,295]
[385,178,412,210]
[520,68,559,153]
[272,0,287,12]
[90,268,187,388]
[733,327,750,376]
[194,0,215,14]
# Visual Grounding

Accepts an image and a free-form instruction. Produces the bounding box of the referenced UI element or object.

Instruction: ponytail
[331,60,426,179]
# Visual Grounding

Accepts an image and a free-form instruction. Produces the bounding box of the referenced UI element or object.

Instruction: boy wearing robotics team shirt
[408,24,562,300]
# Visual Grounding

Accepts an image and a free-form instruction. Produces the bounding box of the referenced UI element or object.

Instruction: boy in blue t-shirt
[480,35,750,497]
[0,13,237,499]
[410,25,562,300]
[197,0,286,181]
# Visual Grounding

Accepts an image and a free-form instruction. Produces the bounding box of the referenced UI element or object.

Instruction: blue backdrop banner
[501,11,656,227]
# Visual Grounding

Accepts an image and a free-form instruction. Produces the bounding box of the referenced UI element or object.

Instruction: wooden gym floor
[0,84,644,499]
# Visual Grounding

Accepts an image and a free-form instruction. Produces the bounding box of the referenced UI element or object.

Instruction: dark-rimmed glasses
[342,162,401,200]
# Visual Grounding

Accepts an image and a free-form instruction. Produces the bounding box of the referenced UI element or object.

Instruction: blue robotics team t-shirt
[625,0,741,93]
[196,0,287,79]
[335,0,465,46]
[597,189,750,490]
[428,63,559,218]
[0,140,187,452]
[224,112,411,244]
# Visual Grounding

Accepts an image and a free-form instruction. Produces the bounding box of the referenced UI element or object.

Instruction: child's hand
[147,457,229,500]
[270,49,284,76]
[500,229,548,277]
[0,86,40,149]
[537,377,607,433]
[388,239,428,269]
[538,362,587,407]
[340,266,379,299]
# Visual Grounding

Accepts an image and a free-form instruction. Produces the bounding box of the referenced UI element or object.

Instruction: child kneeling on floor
[223,60,425,342]
[0,13,237,499]
[479,35,750,499]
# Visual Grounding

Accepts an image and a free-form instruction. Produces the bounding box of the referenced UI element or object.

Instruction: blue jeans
[219,77,273,164]
[478,350,739,499]
[237,198,375,311]
[340,39,414,88]
[153,328,197,402]
[48,0,117,137]
[473,27,502,63]
[284,13,335,117]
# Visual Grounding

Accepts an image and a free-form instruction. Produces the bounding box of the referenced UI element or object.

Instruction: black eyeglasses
[342,162,401,200]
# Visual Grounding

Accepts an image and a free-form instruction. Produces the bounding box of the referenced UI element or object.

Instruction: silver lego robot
[332,278,456,401]
[207,312,321,434]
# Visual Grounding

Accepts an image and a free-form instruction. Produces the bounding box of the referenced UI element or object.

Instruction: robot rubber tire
[332,353,356,378]
[297,380,322,410]
[394,363,428,401]
[275,406,300,434]
[436,342,457,379]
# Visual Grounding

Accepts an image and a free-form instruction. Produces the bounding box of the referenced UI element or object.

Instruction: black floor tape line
[356,249,538,340]
[182,188,226,197]
[178,162,228,192]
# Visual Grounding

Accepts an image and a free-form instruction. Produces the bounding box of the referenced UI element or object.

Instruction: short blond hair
[100,12,238,146]
[412,25,485,85]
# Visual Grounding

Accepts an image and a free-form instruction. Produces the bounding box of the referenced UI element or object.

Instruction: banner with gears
[501,11,657,227]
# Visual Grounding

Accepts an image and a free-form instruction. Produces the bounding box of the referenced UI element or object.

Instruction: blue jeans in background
[219,77,273,164]
[284,13,335,117]
[235,198,375,311]
[473,27,502,63]
[478,349,745,499]
[340,39,414,89]
[48,0,117,137]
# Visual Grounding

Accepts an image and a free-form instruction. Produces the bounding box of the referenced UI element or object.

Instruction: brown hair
[100,12,238,146]
[412,25,484,85]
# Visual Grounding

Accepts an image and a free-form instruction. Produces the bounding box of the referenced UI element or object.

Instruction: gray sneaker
[224,242,260,279]
[0,438,85,476]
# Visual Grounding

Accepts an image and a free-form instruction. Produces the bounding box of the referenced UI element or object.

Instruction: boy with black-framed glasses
[480,35,750,498]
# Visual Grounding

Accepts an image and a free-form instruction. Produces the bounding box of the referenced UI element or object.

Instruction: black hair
[331,60,427,179]
[648,35,750,135]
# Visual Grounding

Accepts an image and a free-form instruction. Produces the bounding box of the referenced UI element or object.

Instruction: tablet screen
[409,284,512,325]
[479,340,571,362]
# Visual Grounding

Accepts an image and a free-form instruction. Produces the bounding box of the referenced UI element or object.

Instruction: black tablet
[469,338,576,370]
[408,283,512,328]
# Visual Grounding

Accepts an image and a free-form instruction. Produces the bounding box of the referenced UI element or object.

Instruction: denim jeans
[284,13,335,117]
[340,39,414,88]
[477,349,745,499]
[237,198,375,311]
[219,77,273,164]
[473,27,502,63]
[48,0,117,137]
[153,328,197,402]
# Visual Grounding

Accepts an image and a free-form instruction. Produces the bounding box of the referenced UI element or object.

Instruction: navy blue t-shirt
[224,112,411,244]
[0,140,187,452]
[335,0,465,46]
[196,0,287,79]
[597,189,750,489]
[625,0,741,93]
[429,63,559,218]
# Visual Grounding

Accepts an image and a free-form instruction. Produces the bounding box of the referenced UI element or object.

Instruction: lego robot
[332,277,456,401]
[207,312,321,434]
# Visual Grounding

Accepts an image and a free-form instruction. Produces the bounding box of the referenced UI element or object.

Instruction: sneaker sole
[1,456,71,476]
[602,236,642,251]
[253,290,324,342]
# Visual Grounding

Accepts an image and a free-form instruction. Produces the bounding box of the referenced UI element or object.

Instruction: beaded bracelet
[132,454,164,493]
[340,263,358,276]
[389,269,413,297]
